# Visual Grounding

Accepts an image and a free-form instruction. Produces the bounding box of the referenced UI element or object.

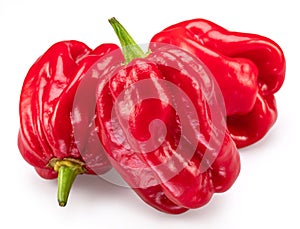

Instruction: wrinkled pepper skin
[18,40,117,205]
[95,18,240,214]
[150,18,285,148]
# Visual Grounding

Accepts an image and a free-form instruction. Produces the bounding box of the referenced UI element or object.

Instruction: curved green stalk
[108,17,146,64]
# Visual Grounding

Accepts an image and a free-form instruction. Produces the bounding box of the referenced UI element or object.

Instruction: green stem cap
[49,158,85,207]
[108,17,146,64]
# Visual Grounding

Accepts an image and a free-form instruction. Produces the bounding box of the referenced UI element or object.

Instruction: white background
[1,0,299,228]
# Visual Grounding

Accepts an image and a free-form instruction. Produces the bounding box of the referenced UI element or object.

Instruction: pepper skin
[150,19,285,148]
[95,18,240,214]
[18,40,117,206]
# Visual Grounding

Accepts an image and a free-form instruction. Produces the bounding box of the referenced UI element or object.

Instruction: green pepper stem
[57,165,79,206]
[49,158,85,207]
[108,17,145,64]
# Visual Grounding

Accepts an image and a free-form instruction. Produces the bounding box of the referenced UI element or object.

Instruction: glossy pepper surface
[95,18,240,214]
[150,18,286,148]
[18,40,117,206]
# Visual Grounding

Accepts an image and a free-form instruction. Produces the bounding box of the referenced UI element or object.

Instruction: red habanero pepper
[150,18,286,148]
[18,40,118,206]
[95,18,240,214]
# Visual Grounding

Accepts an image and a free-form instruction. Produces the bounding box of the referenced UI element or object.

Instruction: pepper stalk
[49,158,85,207]
[108,17,147,63]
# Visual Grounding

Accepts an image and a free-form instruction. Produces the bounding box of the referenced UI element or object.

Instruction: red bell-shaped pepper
[150,19,285,148]
[18,40,118,206]
[95,18,240,214]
